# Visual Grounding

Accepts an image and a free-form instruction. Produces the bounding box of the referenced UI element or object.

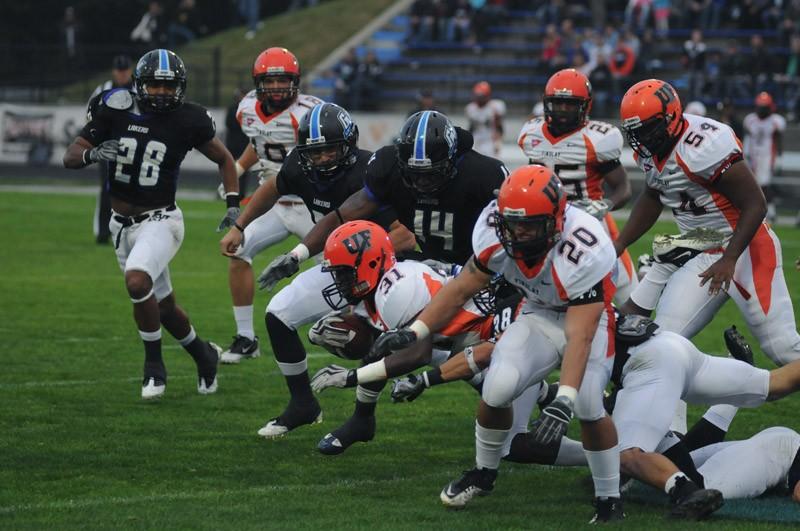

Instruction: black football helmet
[396,111,458,195]
[296,103,359,183]
[134,49,187,113]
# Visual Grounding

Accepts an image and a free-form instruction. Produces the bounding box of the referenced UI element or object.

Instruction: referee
[88,55,133,244]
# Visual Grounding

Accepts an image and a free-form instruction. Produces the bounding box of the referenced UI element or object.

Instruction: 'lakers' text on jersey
[517,118,623,201]
[472,201,617,311]
[237,91,323,175]
[275,148,396,229]
[635,114,744,238]
[80,89,216,207]
[364,129,508,265]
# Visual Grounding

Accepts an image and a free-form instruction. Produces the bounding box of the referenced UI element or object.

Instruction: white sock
[476,421,508,470]
[233,305,255,340]
[554,437,588,466]
[178,326,196,346]
[584,446,621,498]
[664,471,687,494]
[139,328,162,342]
[703,404,739,431]
[669,400,688,435]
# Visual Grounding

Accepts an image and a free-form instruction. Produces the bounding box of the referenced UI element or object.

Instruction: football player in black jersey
[63,49,240,400]
[219,103,415,439]
[255,111,508,452]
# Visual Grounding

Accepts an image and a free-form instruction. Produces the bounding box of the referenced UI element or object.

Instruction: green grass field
[2,191,799,529]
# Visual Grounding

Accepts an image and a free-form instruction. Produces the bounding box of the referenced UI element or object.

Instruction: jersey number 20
[114,137,167,186]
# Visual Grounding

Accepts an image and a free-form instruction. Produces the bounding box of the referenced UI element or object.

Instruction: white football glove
[88,139,120,163]
[572,198,613,220]
[310,364,356,393]
[308,312,356,355]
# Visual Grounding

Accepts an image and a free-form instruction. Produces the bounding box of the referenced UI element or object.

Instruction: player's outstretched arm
[219,176,280,257]
[63,137,119,169]
[613,186,663,256]
[603,165,632,211]
[370,258,491,356]
[198,138,240,231]
[699,161,766,295]
[387,221,417,253]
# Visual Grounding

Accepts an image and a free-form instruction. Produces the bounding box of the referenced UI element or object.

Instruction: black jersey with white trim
[80,89,216,207]
[364,128,508,264]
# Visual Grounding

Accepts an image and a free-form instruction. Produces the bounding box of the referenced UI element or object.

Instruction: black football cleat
[589,496,625,523]
[724,326,754,366]
[257,398,322,439]
[440,467,498,508]
[668,476,724,520]
[318,414,376,455]
[221,335,260,364]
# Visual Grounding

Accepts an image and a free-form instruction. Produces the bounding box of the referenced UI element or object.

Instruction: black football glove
[530,395,574,445]
[216,207,240,232]
[370,327,418,357]
[257,253,300,291]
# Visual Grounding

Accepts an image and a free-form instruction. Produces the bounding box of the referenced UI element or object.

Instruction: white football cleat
[198,342,222,395]
[257,400,323,439]
[141,377,166,400]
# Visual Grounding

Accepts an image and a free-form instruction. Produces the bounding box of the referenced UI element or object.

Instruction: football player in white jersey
[372,166,624,522]
[465,81,506,157]
[615,79,800,368]
[518,69,638,305]
[221,47,324,363]
[304,220,509,454]
[743,92,785,224]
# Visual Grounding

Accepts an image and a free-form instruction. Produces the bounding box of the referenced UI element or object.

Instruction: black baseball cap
[112,55,133,70]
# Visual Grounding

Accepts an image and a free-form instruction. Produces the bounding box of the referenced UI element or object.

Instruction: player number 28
[114,137,167,186]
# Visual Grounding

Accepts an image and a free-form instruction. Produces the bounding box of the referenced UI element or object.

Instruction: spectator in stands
[705,51,723,98]
[636,28,665,74]
[589,52,613,117]
[571,52,593,76]
[609,39,637,99]
[333,49,360,110]
[781,1,800,40]
[168,0,200,48]
[408,0,435,43]
[685,0,711,29]
[131,1,164,50]
[682,29,707,99]
[407,88,439,116]
[624,0,653,33]
[653,0,670,38]
[721,40,752,100]
[239,0,261,40]
[353,51,383,111]
[701,0,725,30]
[559,18,578,53]
[536,0,564,26]
[61,6,80,62]
[447,1,473,42]
[582,30,612,70]
[620,28,640,58]
[541,24,562,68]
[776,33,800,122]
[746,34,774,93]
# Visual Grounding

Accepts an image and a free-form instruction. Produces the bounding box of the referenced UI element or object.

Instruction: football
[308,311,380,360]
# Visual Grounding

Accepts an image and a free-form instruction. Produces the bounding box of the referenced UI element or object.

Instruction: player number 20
[114,137,167,187]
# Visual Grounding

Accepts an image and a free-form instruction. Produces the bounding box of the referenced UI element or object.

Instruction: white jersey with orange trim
[743,112,785,185]
[472,201,617,312]
[517,118,623,201]
[465,99,506,157]
[356,260,493,350]
[236,91,323,178]
[635,114,745,238]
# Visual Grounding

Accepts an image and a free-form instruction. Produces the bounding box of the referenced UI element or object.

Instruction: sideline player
[743,92,785,224]
[221,47,324,364]
[465,81,505,157]
[372,166,623,522]
[63,49,238,399]
[518,68,637,305]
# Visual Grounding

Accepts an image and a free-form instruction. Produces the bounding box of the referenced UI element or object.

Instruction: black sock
[354,380,385,418]
[184,336,215,374]
[662,440,705,487]
[504,432,560,464]
[426,368,444,386]
[143,339,166,381]
[683,418,727,451]
[266,313,314,405]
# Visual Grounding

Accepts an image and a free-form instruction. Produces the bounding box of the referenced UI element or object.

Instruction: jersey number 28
[114,137,167,186]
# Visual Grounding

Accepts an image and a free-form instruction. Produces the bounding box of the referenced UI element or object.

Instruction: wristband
[555,385,578,404]
[355,359,387,384]
[604,198,615,211]
[233,222,245,233]
[225,193,240,208]
[290,243,310,262]
[409,320,430,340]
[235,161,245,178]
[82,149,92,166]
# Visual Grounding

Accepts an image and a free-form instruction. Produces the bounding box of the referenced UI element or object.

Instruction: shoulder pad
[616,314,659,345]
[103,89,134,111]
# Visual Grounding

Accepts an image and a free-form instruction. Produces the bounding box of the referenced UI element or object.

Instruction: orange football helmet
[543,68,592,135]
[755,91,775,117]
[494,165,567,263]
[252,47,300,109]
[321,221,396,309]
[473,81,491,104]
[620,79,683,158]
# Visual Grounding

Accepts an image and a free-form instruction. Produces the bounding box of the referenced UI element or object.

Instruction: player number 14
[114,137,167,186]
